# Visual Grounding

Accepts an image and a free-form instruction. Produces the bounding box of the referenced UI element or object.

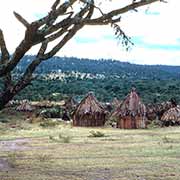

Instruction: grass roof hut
[112,88,146,129]
[161,107,180,126]
[16,100,34,112]
[64,97,77,111]
[112,97,121,109]
[73,92,106,127]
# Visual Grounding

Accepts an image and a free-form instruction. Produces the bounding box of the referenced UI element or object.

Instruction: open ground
[1,111,180,180]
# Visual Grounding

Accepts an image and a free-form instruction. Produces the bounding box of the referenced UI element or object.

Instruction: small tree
[0,0,165,110]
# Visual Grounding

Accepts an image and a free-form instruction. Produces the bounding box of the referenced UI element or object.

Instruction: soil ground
[1,110,180,180]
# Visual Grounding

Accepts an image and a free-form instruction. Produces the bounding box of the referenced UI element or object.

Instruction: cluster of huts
[72,89,179,128]
[71,89,146,129]
[13,88,180,129]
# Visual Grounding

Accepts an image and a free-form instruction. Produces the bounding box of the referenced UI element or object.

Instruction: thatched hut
[73,92,106,127]
[16,100,34,112]
[64,97,77,112]
[161,107,180,126]
[146,101,175,121]
[112,88,146,129]
[32,100,53,108]
[112,97,121,109]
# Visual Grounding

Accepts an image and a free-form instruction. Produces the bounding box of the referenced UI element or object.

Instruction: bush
[37,154,51,162]
[48,133,72,143]
[40,120,59,128]
[147,120,161,129]
[162,136,174,143]
[7,152,18,168]
[0,118,9,123]
[38,107,63,118]
[88,130,105,138]
[59,133,72,143]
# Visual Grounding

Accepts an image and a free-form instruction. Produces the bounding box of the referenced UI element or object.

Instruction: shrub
[7,152,18,168]
[38,107,63,118]
[40,120,59,128]
[88,130,105,138]
[0,118,9,123]
[162,136,174,143]
[37,154,50,162]
[48,133,72,143]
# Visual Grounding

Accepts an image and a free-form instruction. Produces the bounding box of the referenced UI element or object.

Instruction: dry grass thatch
[31,101,53,108]
[73,92,106,127]
[146,101,175,121]
[161,107,180,124]
[31,101,66,108]
[112,88,146,129]
[16,100,34,112]
[64,97,77,110]
[112,97,121,108]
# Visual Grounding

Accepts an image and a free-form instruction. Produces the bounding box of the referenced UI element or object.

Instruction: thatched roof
[64,97,77,109]
[161,107,180,122]
[75,92,105,115]
[31,100,53,108]
[112,88,146,117]
[6,100,19,107]
[112,97,121,108]
[32,101,65,108]
[146,101,174,120]
[16,100,34,112]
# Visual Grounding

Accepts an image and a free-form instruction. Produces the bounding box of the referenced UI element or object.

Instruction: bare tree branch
[0,22,46,77]
[80,0,104,16]
[34,0,77,28]
[12,42,48,94]
[0,29,9,63]
[51,0,61,11]
[82,0,160,26]
[37,42,48,57]
[13,11,30,28]
[106,0,160,19]
[0,0,161,78]
[0,29,13,91]
[0,0,164,109]
[41,0,94,60]
[14,0,95,90]
[42,12,74,36]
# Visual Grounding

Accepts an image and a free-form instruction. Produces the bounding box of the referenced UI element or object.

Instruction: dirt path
[0,138,31,171]
[0,138,30,152]
[0,158,11,171]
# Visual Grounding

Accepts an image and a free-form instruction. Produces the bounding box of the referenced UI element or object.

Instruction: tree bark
[0,91,14,110]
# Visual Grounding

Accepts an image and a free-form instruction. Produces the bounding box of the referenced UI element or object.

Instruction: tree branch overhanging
[0,0,164,109]
[0,29,9,63]
[13,11,30,28]
[0,0,162,77]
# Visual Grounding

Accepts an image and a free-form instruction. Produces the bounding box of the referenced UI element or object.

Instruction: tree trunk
[0,91,14,110]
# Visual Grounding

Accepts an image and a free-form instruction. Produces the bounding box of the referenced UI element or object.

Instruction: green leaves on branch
[112,23,134,51]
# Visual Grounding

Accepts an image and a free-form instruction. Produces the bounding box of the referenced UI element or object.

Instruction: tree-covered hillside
[3,56,180,103]
[16,56,180,80]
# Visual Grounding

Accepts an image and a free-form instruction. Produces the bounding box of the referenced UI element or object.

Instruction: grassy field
[1,112,180,180]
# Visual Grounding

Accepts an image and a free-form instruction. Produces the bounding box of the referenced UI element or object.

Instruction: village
[4,88,179,129]
[0,0,180,179]
[1,88,180,180]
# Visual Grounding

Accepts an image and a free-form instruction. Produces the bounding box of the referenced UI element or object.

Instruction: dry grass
[1,112,180,179]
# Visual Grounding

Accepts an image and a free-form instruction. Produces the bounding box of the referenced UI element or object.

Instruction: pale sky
[0,0,180,65]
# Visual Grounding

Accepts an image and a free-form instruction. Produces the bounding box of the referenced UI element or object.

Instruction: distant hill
[16,55,180,80]
[10,55,180,103]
